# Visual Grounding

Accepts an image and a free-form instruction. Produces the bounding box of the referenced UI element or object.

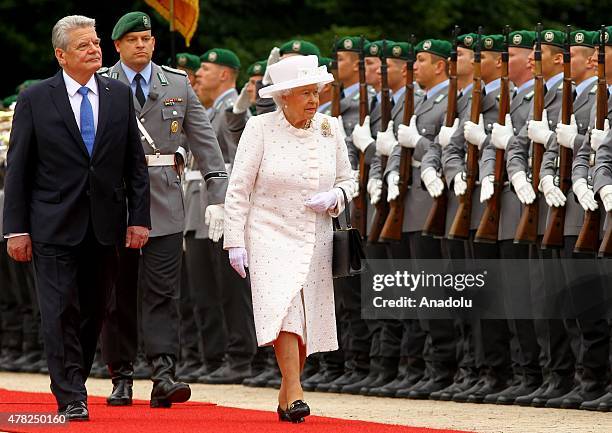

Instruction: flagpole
[170,0,176,66]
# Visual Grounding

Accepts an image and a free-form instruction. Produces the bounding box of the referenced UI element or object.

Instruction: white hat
[258,55,334,99]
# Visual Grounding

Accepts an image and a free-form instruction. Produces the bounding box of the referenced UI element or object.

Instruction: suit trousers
[33,227,118,407]
[0,242,23,353]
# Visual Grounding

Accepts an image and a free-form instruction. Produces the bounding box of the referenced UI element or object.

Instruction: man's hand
[376,121,398,156]
[367,178,382,205]
[398,115,422,149]
[453,172,467,196]
[205,204,225,242]
[232,85,251,114]
[590,119,610,152]
[125,226,149,249]
[174,153,185,177]
[492,114,514,150]
[262,47,281,85]
[464,114,487,150]
[7,235,32,262]
[421,167,444,198]
[352,117,374,152]
[438,118,459,149]
[511,171,536,205]
[527,109,554,147]
[480,175,495,203]
[387,171,400,201]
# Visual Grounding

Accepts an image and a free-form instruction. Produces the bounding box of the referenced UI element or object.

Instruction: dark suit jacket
[3,70,150,246]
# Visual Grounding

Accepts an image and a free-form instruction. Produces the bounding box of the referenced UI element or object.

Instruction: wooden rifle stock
[476,26,511,243]
[381,39,415,242]
[448,28,482,240]
[351,36,369,237]
[514,24,545,244]
[542,26,573,249]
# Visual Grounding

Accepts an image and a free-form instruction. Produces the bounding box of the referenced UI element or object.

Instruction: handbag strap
[337,186,352,228]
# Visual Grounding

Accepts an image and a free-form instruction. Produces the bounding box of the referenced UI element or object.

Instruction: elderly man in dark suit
[2,15,150,421]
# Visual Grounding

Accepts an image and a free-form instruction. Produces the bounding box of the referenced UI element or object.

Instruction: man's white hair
[52,15,96,51]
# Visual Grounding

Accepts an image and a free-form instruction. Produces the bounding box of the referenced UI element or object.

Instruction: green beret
[570,30,597,48]
[481,34,505,52]
[279,40,321,57]
[2,94,17,108]
[318,56,333,70]
[540,29,565,48]
[509,30,536,49]
[176,53,201,72]
[416,39,452,59]
[247,60,267,77]
[200,48,241,70]
[385,42,411,60]
[457,33,478,50]
[112,11,152,41]
[364,40,386,58]
[336,36,368,53]
[16,79,41,93]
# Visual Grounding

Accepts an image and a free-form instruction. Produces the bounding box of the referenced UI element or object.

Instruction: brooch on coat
[320,118,333,137]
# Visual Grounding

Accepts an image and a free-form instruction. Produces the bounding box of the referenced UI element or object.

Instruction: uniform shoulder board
[96,66,110,77]
[161,65,188,76]
[524,90,534,100]
[352,92,360,101]
[222,98,235,110]
[557,82,564,90]
[434,93,447,104]
[590,84,598,94]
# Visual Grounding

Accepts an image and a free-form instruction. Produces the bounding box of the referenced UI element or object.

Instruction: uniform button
[421,128,426,133]
[140,118,145,123]
[173,110,178,115]
[141,136,145,141]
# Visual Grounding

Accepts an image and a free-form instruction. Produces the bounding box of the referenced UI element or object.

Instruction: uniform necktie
[77,86,95,156]
[370,97,378,112]
[134,73,146,107]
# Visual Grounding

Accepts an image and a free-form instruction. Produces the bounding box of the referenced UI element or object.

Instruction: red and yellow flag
[144,0,199,46]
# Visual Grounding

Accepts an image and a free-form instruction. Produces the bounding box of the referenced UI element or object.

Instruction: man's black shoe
[58,401,89,421]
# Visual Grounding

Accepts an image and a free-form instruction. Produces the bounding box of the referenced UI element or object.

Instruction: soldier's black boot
[150,355,191,408]
[107,362,134,406]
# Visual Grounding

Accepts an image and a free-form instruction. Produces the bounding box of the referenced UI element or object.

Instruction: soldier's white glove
[439,118,459,149]
[387,171,400,201]
[573,178,598,211]
[337,115,347,140]
[590,119,610,152]
[352,116,374,152]
[351,169,360,198]
[421,167,444,198]
[262,47,280,85]
[464,114,487,150]
[492,114,514,150]
[453,172,467,196]
[539,175,566,207]
[511,171,536,204]
[232,85,251,114]
[398,115,422,149]
[367,178,382,205]
[480,175,495,203]
[376,121,398,156]
[228,247,248,278]
[527,110,554,147]
[600,185,612,212]
[556,115,577,150]
[205,204,225,242]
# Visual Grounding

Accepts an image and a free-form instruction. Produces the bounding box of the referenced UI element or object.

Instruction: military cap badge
[370,44,379,55]
[464,36,473,47]
[343,39,353,50]
[544,31,554,42]
[392,45,402,57]
[178,56,187,66]
[484,38,493,49]
[423,40,432,50]
[292,41,301,52]
[143,15,150,28]
[254,64,262,74]
[575,32,585,44]
[512,34,522,45]
[208,51,218,62]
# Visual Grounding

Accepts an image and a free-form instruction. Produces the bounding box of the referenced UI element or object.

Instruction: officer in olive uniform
[99,11,228,409]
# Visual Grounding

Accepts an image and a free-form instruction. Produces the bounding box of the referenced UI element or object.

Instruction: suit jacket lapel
[110,61,139,110]
[415,95,435,116]
[370,103,382,125]
[573,85,592,113]
[511,86,531,114]
[92,74,111,159]
[48,71,89,158]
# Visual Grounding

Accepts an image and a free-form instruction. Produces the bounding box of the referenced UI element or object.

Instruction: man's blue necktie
[78,86,95,156]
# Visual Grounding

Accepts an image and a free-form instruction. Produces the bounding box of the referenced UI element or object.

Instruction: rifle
[368,39,392,243]
[381,36,416,241]
[475,26,511,243]
[514,23,545,244]
[423,26,460,237]
[351,36,369,237]
[331,36,341,118]
[448,27,483,240]
[542,26,573,249]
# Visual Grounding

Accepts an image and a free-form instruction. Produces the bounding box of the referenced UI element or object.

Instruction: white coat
[224,109,354,355]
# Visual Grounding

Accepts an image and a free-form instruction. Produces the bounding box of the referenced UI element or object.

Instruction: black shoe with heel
[277,405,304,423]
[286,400,310,422]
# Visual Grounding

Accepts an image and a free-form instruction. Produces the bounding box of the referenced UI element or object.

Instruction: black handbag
[332,187,366,278]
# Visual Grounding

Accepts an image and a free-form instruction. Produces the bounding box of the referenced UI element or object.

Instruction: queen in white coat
[223,55,354,422]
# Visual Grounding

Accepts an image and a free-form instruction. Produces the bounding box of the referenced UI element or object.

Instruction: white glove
[228,247,248,278]
[352,116,374,152]
[600,185,612,212]
[453,172,467,196]
[492,114,514,150]
[398,115,422,149]
[539,175,566,207]
[527,110,554,147]
[262,47,281,85]
[421,167,444,198]
[376,121,398,156]
[439,118,459,149]
[464,114,487,150]
[351,169,360,198]
[480,175,495,203]
[232,85,251,114]
[590,119,610,152]
[511,171,536,204]
[337,115,347,140]
[305,190,338,213]
[387,171,400,201]
[204,204,224,242]
[367,178,382,205]
[573,178,598,211]
[556,115,578,150]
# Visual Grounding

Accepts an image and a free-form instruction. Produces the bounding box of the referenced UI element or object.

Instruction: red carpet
[0,388,472,433]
